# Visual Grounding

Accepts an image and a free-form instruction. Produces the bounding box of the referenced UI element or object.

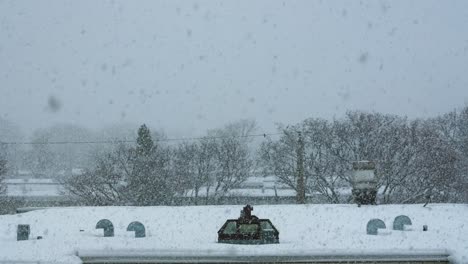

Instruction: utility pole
[296,131,306,204]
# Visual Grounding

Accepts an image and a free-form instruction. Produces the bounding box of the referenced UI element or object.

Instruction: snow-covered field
[0,204,466,263]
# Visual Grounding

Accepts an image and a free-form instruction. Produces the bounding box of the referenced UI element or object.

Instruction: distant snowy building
[2,178,75,212]
[4,178,63,198]
[2,175,354,212]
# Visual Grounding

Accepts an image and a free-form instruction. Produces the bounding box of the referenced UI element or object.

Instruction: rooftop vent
[127,221,146,238]
[366,219,386,235]
[218,205,279,244]
[96,219,114,237]
[17,224,30,241]
[393,215,412,231]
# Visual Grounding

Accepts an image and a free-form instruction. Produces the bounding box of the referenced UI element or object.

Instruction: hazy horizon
[2,0,468,138]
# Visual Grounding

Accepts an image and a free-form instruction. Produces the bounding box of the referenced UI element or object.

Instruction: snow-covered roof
[0,204,466,263]
[185,187,297,198]
[5,179,58,184]
[227,188,297,197]
[239,176,290,189]
[4,179,63,197]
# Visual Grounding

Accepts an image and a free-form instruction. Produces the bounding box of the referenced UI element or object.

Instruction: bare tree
[302,119,343,203]
[259,119,343,203]
[319,111,461,204]
[196,138,218,204]
[260,125,298,191]
[26,124,95,178]
[222,119,258,139]
[260,111,461,204]
[394,119,459,204]
[329,112,419,203]
[173,142,197,199]
[25,134,56,177]
[213,136,252,199]
[208,120,256,201]
[174,138,218,205]
[63,125,176,206]
[62,151,127,205]
[0,159,23,215]
[0,159,6,195]
[0,118,25,176]
[425,107,468,202]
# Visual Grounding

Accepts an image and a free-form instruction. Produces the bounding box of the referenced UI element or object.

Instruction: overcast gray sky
[1,0,468,137]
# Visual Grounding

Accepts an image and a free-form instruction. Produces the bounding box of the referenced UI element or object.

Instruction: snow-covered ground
[0,204,467,263]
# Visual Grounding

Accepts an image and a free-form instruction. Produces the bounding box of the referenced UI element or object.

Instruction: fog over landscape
[1,0,468,137]
[1,2,468,262]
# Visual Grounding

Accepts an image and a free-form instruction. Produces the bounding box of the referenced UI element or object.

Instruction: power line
[0,132,283,145]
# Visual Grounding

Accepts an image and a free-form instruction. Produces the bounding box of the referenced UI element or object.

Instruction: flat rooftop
[0,204,466,263]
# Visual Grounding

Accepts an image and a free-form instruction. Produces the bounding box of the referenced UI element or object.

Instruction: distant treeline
[1,107,468,206]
